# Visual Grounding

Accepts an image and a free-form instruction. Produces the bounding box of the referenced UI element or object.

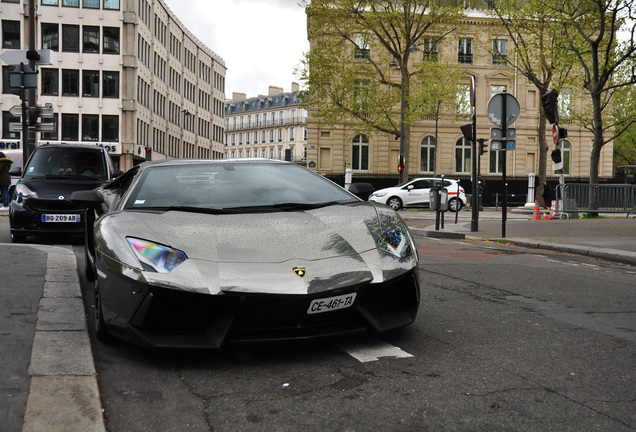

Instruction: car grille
[26,198,81,212]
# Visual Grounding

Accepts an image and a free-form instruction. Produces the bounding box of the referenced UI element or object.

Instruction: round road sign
[552,124,559,145]
[487,93,521,127]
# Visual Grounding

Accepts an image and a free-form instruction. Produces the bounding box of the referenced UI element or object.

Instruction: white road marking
[335,334,414,363]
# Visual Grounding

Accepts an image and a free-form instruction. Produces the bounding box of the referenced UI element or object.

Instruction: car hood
[21,178,106,200]
[96,202,417,295]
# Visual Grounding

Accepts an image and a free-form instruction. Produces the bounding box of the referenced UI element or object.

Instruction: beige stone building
[224,83,308,164]
[1,0,226,171]
[305,11,613,183]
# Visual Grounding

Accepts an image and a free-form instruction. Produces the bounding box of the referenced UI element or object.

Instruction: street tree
[487,0,575,202]
[298,0,462,180]
[543,0,636,185]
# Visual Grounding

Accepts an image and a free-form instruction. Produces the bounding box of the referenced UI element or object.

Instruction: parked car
[9,143,122,243]
[72,159,421,349]
[368,178,467,212]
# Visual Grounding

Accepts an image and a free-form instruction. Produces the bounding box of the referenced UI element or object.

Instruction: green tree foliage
[298,0,463,178]
[487,0,575,200]
[542,0,636,184]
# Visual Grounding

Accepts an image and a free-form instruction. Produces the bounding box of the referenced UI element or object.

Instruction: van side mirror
[9,167,22,176]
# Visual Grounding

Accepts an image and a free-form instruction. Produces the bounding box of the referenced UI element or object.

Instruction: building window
[83,26,100,53]
[63,0,79,6]
[82,114,99,141]
[83,0,99,8]
[456,84,471,116]
[41,68,59,95]
[42,23,59,51]
[558,88,572,119]
[458,38,472,65]
[558,140,571,175]
[354,80,369,113]
[491,85,506,98]
[61,113,79,141]
[103,0,120,10]
[41,114,58,141]
[102,115,119,141]
[2,111,20,139]
[492,39,507,66]
[82,70,99,97]
[352,134,369,171]
[354,33,370,60]
[422,37,438,62]
[489,148,504,174]
[103,27,119,54]
[455,137,471,173]
[62,69,79,95]
[2,66,13,94]
[42,0,59,5]
[102,71,119,98]
[420,136,436,172]
[2,20,20,49]
[62,25,80,52]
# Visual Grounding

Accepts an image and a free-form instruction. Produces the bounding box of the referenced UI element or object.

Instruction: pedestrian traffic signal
[541,89,559,125]
[145,146,152,161]
[551,148,561,164]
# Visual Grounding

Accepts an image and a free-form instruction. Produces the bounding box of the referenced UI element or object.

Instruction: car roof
[35,143,107,152]
[139,158,289,169]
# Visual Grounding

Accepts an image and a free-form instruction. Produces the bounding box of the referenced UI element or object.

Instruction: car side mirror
[9,167,22,176]
[71,189,104,209]
[407,185,414,191]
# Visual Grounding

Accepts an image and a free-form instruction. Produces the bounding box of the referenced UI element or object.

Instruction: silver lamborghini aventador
[73,159,420,348]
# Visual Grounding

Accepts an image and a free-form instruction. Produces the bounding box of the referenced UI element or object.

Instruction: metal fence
[555,184,636,217]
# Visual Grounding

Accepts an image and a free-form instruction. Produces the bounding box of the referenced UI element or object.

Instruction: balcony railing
[226,116,308,131]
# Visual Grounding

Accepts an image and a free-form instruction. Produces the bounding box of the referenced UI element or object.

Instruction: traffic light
[551,148,562,164]
[145,146,152,161]
[541,89,559,125]
[558,128,567,139]
[479,139,488,155]
[397,154,404,173]
[460,123,473,141]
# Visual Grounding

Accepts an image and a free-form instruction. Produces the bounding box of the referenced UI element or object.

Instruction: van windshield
[24,147,108,180]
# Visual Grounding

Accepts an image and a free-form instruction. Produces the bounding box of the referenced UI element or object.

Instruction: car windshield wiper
[225,201,353,212]
[144,205,239,214]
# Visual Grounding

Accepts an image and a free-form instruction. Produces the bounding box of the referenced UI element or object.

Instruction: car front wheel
[449,198,463,212]
[386,196,403,211]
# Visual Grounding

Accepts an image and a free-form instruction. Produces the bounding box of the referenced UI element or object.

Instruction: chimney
[268,86,284,96]
[232,92,246,101]
[291,82,299,92]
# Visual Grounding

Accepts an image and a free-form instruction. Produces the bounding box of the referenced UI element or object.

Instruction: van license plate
[42,214,81,223]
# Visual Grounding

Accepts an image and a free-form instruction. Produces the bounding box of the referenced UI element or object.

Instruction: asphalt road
[78,234,636,432]
[1,214,635,431]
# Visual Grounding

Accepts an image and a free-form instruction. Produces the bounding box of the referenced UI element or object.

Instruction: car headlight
[371,192,387,198]
[126,238,188,273]
[377,224,413,258]
[16,183,38,198]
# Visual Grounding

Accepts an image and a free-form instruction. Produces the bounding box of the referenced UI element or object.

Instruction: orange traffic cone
[532,200,541,220]
[542,210,548,220]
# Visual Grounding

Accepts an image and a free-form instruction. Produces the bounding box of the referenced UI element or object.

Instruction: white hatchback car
[368,178,467,212]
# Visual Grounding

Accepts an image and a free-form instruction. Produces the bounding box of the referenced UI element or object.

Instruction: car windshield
[23,147,108,180]
[126,162,359,211]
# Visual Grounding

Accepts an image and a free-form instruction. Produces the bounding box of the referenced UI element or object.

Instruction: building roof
[225,92,303,115]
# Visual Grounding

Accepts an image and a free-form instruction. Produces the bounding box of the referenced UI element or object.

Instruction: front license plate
[307,293,357,315]
[42,214,81,223]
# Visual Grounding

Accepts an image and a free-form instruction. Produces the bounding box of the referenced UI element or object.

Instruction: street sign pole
[470,75,478,232]
[20,63,29,164]
[27,0,39,159]
[501,92,507,238]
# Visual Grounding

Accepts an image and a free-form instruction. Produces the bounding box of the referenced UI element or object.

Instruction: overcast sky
[162,0,308,99]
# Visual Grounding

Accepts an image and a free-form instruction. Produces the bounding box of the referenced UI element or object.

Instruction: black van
[9,144,122,243]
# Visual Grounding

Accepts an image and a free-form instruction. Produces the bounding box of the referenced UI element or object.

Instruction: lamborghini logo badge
[293,267,306,278]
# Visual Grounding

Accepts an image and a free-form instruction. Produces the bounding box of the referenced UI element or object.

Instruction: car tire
[449,198,463,212]
[94,279,111,342]
[386,196,403,211]
[11,233,26,243]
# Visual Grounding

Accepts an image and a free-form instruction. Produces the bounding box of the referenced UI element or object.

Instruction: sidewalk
[401,207,636,266]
